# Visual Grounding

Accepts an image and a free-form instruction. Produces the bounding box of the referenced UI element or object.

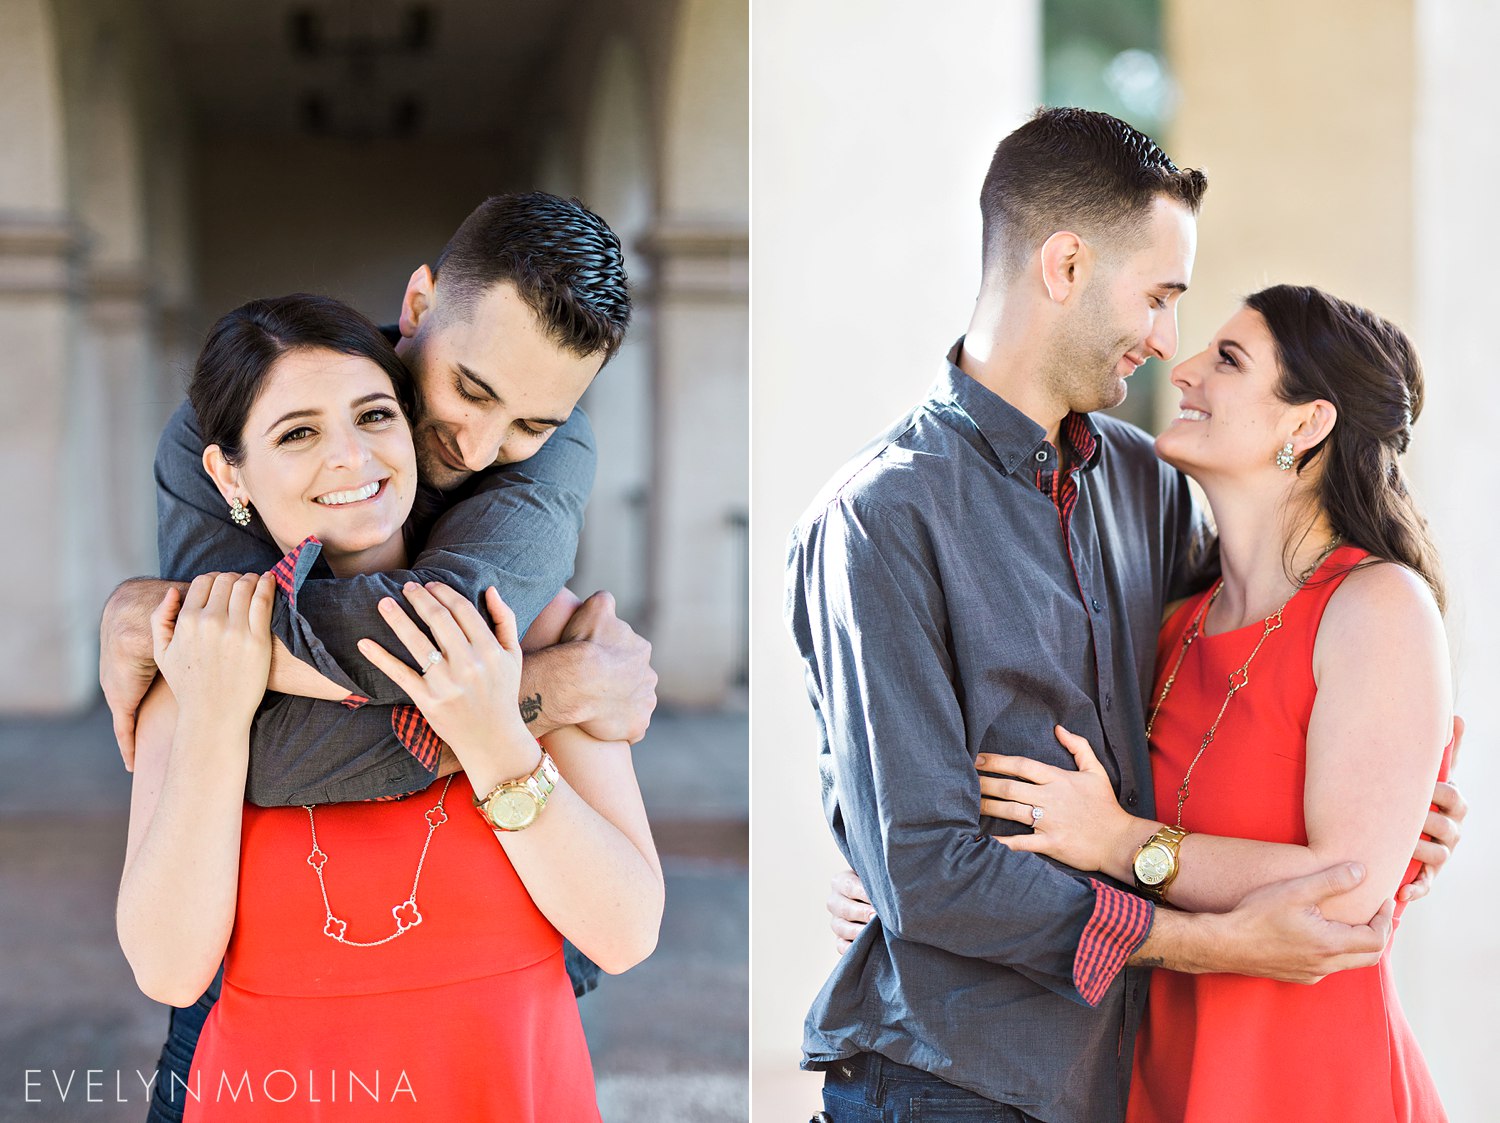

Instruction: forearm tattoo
[519,693,543,724]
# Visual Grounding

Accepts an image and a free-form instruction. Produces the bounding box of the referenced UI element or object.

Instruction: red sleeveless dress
[183,772,601,1121]
[1127,547,1447,1123]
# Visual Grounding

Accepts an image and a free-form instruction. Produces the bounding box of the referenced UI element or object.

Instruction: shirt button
[1126,791,1139,808]
[1090,597,1102,612]
[1035,449,1048,462]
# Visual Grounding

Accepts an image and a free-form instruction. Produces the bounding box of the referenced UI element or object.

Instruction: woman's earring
[1275,441,1296,472]
[229,497,252,527]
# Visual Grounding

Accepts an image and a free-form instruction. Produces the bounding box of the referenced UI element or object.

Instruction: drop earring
[1275,441,1296,472]
[229,497,252,527]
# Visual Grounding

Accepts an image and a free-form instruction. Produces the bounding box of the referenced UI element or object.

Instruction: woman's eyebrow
[264,392,397,435]
[264,407,322,435]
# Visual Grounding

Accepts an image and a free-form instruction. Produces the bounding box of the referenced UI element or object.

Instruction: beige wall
[749,2,1041,1116]
[1164,0,1415,428]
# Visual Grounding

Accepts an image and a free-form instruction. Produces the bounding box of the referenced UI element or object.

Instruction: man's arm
[1129,863,1393,983]
[788,497,1150,1007]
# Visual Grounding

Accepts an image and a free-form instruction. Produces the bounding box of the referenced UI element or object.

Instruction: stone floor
[0,702,748,1122]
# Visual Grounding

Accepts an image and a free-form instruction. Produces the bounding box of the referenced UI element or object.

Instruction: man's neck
[958,315,1069,448]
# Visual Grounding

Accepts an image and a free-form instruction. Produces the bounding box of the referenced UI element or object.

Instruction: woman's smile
[312,477,389,507]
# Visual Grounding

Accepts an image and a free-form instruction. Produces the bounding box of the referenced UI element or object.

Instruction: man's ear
[1039,230,1089,304]
[202,445,243,507]
[398,265,436,340]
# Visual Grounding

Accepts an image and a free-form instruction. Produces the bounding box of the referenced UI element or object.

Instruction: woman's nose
[325,425,371,469]
[1169,352,1202,390]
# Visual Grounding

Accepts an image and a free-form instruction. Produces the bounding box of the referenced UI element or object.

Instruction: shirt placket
[1034,430,1119,785]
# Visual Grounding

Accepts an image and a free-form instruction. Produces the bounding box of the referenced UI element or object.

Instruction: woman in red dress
[116,295,663,1120]
[977,285,1451,1121]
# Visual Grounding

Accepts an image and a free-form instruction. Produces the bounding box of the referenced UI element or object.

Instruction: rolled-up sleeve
[788,494,1152,1007]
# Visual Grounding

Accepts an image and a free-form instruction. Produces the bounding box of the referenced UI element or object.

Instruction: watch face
[1135,844,1173,886]
[489,789,538,830]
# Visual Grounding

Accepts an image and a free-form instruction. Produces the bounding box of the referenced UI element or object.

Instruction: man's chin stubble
[415,449,468,491]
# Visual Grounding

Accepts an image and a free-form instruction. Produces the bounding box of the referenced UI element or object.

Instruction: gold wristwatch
[473,750,559,831]
[1133,825,1189,903]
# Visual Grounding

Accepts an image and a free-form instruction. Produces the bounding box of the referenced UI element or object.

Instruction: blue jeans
[145,967,221,1123]
[816,1054,1042,1123]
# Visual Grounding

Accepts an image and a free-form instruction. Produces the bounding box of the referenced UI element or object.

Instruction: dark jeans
[815,1053,1043,1123]
[145,967,221,1123]
[142,948,598,1122]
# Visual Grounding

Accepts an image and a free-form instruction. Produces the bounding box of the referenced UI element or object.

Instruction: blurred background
[0,0,746,1119]
[753,0,1497,1119]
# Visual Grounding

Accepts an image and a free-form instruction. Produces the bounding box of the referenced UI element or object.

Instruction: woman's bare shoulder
[1316,558,1444,665]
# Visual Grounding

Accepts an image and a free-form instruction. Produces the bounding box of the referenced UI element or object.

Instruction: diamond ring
[421,649,445,675]
[1030,806,1045,823]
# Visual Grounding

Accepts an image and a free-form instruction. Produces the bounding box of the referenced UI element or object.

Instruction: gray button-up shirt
[786,352,1202,1122]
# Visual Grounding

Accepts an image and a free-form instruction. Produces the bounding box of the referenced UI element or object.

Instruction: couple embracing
[789,108,1465,1122]
[103,192,663,1121]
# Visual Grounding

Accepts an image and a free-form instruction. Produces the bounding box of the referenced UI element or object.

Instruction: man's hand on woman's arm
[1132,862,1392,983]
[517,590,657,743]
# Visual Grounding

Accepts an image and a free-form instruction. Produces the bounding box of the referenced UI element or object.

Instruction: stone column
[646,0,750,707]
[0,0,92,711]
[1400,3,1500,1114]
[638,220,749,704]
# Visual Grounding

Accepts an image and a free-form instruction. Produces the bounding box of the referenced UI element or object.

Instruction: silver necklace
[302,775,455,947]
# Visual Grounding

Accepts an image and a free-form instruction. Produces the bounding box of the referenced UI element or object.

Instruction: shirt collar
[931,339,1103,476]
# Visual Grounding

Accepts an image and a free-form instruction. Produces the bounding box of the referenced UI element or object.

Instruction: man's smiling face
[398,279,604,490]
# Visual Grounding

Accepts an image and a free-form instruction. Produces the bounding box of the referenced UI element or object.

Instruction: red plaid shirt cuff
[1074,879,1153,1007]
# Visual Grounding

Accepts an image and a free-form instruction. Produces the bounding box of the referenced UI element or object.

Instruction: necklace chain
[1145,537,1342,827]
[303,775,455,948]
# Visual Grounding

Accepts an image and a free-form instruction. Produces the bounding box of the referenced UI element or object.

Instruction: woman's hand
[978,725,1139,873]
[150,572,274,724]
[357,582,537,775]
[827,868,875,955]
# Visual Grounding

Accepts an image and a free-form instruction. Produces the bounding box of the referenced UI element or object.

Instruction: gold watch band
[1134,825,1190,903]
[473,748,558,831]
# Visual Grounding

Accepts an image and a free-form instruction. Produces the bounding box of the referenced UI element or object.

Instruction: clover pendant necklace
[303,775,455,947]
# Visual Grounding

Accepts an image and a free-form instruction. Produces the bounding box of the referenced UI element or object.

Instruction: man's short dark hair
[980,106,1207,275]
[432,191,631,359]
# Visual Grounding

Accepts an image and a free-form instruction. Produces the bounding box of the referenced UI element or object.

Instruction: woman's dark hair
[189,293,440,545]
[1247,284,1446,613]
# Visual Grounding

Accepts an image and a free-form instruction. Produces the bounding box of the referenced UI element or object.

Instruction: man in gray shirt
[99,191,657,1123]
[788,110,1442,1123]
